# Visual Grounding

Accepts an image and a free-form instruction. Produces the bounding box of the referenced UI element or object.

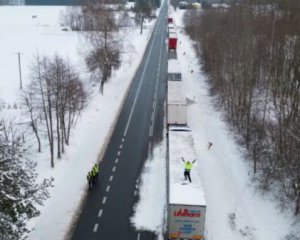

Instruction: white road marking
[98,209,103,218]
[134,190,137,196]
[117,151,121,156]
[151,112,155,123]
[123,23,158,137]
[109,175,113,182]
[120,144,123,149]
[106,185,110,192]
[112,166,116,172]
[122,138,125,142]
[115,158,119,164]
[148,16,166,138]
[93,223,99,232]
[149,124,153,137]
[137,232,141,240]
[102,196,107,204]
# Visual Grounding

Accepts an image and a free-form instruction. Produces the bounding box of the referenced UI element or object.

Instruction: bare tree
[24,54,87,168]
[82,0,121,94]
[29,55,55,167]
[22,86,42,153]
[61,6,84,31]
[133,0,152,34]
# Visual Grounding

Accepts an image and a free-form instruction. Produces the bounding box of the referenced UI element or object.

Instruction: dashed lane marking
[148,13,165,138]
[117,151,121,156]
[137,232,141,240]
[151,112,155,123]
[93,223,99,232]
[123,19,158,137]
[115,158,119,164]
[106,185,110,192]
[102,196,107,204]
[109,175,113,182]
[112,166,116,172]
[120,144,123,149]
[98,209,103,218]
[149,124,153,137]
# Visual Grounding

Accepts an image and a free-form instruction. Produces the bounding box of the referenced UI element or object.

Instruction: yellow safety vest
[185,162,193,171]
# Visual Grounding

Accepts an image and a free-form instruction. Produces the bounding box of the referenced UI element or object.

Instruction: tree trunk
[295,189,300,215]
[56,103,61,159]
[32,120,41,153]
[47,87,54,168]
[140,16,144,34]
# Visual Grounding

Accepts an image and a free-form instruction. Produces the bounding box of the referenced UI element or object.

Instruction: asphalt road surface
[71,2,168,240]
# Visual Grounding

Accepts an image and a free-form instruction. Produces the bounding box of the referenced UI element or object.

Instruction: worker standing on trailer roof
[182,157,196,183]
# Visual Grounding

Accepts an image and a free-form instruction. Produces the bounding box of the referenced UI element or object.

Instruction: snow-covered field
[131,8,300,240]
[1,4,299,240]
[0,6,81,106]
[0,5,155,240]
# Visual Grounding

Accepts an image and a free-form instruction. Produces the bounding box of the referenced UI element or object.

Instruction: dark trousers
[92,174,97,184]
[184,170,192,183]
[88,179,93,189]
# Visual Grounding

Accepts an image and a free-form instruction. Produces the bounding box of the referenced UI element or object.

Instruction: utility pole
[17,52,23,89]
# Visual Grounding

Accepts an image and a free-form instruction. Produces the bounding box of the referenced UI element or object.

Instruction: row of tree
[22,55,87,168]
[184,0,300,215]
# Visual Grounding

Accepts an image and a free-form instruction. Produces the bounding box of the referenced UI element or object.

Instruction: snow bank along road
[70,3,168,240]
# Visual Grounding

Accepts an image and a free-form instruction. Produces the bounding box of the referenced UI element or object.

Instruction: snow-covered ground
[0,5,155,240]
[0,6,81,106]
[131,142,167,237]
[1,4,299,240]
[131,8,300,240]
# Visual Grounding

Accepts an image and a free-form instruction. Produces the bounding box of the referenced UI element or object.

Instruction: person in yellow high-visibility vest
[92,164,99,178]
[87,171,93,189]
[92,164,99,184]
[182,157,196,183]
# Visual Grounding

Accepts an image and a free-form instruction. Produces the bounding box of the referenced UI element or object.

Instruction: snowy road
[70,3,168,240]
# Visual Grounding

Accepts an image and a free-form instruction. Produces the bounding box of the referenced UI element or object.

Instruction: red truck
[168,32,177,50]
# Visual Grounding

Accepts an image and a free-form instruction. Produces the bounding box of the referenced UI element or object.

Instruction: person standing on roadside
[87,171,93,189]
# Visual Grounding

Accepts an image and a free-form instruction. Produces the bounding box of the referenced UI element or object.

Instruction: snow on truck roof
[168,59,181,74]
[168,81,186,104]
[168,129,206,206]
[169,32,177,38]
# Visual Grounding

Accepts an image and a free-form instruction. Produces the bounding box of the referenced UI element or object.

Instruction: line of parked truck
[166,8,207,240]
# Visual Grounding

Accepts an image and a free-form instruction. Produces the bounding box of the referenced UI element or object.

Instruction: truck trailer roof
[168,81,186,104]
[169,32,177,39]
[168,129,206,206]
[168,59,181,74]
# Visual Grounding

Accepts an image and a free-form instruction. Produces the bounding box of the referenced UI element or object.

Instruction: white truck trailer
[167,127,206,239]
[167,81,187,125]
[168,59,182,81]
